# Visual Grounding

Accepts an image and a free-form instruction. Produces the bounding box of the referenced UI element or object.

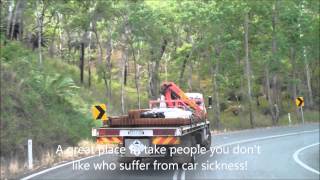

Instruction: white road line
[21,155,99,180]
[181,170,186,180]
[180,129,319,180]
[215,129,319,149]
[293,143,320,175]
[172,169,179,180]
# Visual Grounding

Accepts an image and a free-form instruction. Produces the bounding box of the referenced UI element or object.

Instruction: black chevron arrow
[95,105,105,119]
[297,97,303,106]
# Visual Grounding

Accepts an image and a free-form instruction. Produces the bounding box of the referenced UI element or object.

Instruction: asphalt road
[23,123,319,180]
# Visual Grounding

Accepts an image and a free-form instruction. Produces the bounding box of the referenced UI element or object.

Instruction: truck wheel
[195,132,202,145]
[203,131,211,150]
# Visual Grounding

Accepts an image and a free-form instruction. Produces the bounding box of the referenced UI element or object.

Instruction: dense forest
[0,0,319,176]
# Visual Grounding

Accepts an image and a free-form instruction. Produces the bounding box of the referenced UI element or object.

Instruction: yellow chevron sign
[92,104,107,121]
[295,97,304,107]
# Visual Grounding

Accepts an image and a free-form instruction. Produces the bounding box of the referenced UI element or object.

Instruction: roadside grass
[219,109,319,131]
[278,109,320,125]
[1,139,108,179]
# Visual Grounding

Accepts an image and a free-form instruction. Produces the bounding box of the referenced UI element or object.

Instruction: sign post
[295,97,305,124]
[300,106,305,124]
[28,139,33,169]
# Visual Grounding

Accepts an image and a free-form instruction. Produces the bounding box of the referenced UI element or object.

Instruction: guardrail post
[288,113,291,125]
[28,139,33,169]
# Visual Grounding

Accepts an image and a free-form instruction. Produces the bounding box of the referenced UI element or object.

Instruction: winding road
[22,123,319,180]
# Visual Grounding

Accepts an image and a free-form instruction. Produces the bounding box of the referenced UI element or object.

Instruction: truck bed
[108,117,200,127]
[96,121,210,137]
[108,116,203,127]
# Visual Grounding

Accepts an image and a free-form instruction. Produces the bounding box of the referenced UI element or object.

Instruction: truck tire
[195,132,202,146]
[172,135,196,164]
[203,131,211,150]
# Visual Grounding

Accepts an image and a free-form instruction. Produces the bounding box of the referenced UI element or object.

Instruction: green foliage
[32,73,80,99]
[0,0,319,161]
[0,42,93,160]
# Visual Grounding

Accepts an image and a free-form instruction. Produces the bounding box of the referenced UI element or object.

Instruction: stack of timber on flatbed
[107,109,203,127]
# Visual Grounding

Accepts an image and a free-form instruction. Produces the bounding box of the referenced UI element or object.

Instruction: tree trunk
[120,18,129,114]
[244,13,254,128]
[179,34,194,86]
[124,60,128,86]
[130,40,141,108]
[272,0,280,123]
[88,23,93,88]
[93,22,103,64]
[49,15,59,58]
[17,0,26,41]
[6,0,14,39]
[10,0,21,40]
[88,61,91,87]
[37,0,44,68]
[211,47,221,129]
[105,25,113,107]
[235,51,245,128]
[290,47,300,121]
[149,40,167,99]
[164,53,169,82]
[66,28,72,57]
[267,0,279,125]
[265,67,276,125]
[58,14,63,59]
[196,54,201,91]
[188,61,193,91]
[66,28,71,56]
[273,75,280,122]
[134,55,141,109]
[18,16,23,41]
[120,46,128,114]
[303,48,313,108]
[149,53,159,100]
[179,58,188,86]
[80,42,85,84]
[38,20,42,67]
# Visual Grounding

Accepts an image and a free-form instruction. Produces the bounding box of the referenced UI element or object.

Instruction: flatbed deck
[94,121,210,137]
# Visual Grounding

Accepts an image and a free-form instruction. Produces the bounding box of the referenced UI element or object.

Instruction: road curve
[22,123,319,180]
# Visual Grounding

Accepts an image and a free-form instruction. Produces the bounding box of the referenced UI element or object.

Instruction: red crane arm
[160,82,202,113]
